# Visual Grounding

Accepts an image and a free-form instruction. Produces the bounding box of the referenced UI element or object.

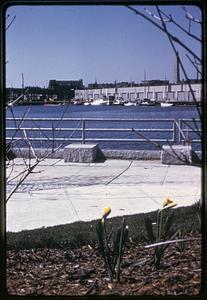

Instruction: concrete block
[102,149,160,160]
[161,145,192,165]
[63,144,99,163]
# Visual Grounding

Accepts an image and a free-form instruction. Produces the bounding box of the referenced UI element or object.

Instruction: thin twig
[182,6,201,24]
[6,164,37,202]
[105,161,133,185]
[125,5,201,63]
[185,54,202,76]
[145,237,201,248]
[159,8,201,42]
[7,107,31,169]
[6,15,16,31]
[23,129,38,160]
[7,166,32,184]
[6,88,29,108]
[155,6,201,120]
[6,142,64,202]
[6,159,15,181]
[181,119,202,139]
[166,138,190,164]
[84,279,97,295]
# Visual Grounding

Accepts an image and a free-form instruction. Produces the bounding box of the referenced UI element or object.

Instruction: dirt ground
[6,231,202,296]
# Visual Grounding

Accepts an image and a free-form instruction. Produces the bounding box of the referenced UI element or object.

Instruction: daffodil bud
[163,202,177,210]
[163,197,173,208]
[102,206,111,219]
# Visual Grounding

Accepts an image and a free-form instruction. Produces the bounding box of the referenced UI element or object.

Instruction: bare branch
[6,15,16,31]
[6,159,15,182]
[7,107,31,169]
[182,6,201,24]
[6,88,29,108]
[158,8,201,42]
[125,5,201,63]
[181,119,202,140]
[144,7,171,22]
[186,54,202,76]
[165,139,191,165]
[6,164,37,202]
[23,129,39,161]
[7,166,31,184]
[155,6,201,120]
[132,127,200,166]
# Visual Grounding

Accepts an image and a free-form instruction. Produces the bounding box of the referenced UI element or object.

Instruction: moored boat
[160,102,174,107]
[124,101,137,106]
[140,98,155,106]
[91,98,109,106]
[113,98,124,105]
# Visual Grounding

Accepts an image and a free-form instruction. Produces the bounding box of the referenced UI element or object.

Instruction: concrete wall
[9,147,201,162]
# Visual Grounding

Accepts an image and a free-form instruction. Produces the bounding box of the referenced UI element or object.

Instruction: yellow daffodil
[163,197,173,208]
[102,207,111,222]
[163,202,177,210]
[161,197,177,211]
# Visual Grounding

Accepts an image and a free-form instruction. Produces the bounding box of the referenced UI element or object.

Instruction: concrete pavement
[6,158,201,232]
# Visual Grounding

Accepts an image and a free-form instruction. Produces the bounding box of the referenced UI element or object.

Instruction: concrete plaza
[6,158,201,232]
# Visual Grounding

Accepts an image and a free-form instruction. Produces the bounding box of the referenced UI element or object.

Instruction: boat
[91,98,109,106]
[140,98,155,106]
[160,101,174,107]
[124,101,136,106]
[113,98,124,105]
[44,103,62,106]
[73,100,83,105]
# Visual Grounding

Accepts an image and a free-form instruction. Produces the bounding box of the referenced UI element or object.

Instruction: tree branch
[125,5,201,63]
[155,6,201,120]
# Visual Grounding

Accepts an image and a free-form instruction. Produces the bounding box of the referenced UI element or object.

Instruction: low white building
[75,82,201,103]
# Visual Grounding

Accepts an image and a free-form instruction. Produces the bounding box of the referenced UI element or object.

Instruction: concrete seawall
[9,147,161,161]
[8,147,201,162]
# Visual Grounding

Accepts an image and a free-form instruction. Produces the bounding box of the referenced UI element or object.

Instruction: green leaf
[144,217,155,242]
[164,212,174,237]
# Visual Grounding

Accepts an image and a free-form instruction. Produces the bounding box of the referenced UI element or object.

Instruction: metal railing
[6,117,201,150]
[178,119,201,143]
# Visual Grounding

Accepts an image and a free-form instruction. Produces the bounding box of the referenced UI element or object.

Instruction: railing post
[173,119,176,143]
[52,122,55,153]
[178,119,181,143]
[82,119,85,144]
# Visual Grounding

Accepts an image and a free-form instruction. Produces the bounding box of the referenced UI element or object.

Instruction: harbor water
[6,104,201,151]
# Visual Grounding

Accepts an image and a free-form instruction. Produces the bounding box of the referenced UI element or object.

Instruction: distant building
[75,80,202,103]
[6,86,55,104]
[48,79,84,101]
[6,79,84,103]
[6,79,202,105]
[141,80,170,86]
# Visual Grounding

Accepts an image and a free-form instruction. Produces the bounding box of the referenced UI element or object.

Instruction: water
[6,105,201,151]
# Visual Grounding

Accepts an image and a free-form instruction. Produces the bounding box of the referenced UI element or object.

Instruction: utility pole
[174,51,180,83]
[21,73,24,89]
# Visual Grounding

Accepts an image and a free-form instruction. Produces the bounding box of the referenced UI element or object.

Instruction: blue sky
[5,4,202,88]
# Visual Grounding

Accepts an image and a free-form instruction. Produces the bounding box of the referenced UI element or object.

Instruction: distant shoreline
[7,101,200,107]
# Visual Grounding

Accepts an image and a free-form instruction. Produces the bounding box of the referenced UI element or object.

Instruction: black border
[0,1,206,299]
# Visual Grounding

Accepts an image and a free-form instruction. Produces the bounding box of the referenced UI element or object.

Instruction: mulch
[6,231,202,296]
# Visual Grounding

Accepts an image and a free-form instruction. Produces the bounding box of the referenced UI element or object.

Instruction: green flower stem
[115,218,125,283]
[159,210,163,241]
[102,219,114,282]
